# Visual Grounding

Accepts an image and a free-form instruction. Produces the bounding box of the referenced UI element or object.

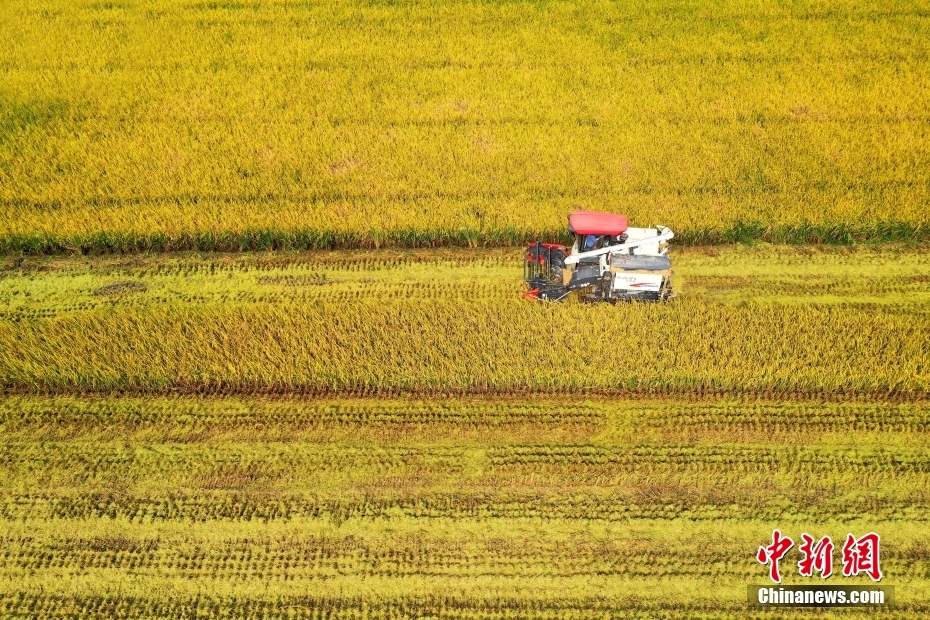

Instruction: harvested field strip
[0,395,927,615]
[3,395,929,443]
[2,443,929,489]
[0,593,926,620]
[0,446,927,512]
[0,530,928,580]
[0,396,926,525]
[4,491,929,524]
[3,246,930,322]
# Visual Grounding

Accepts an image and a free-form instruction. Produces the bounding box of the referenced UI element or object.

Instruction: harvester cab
[524,211,675,302]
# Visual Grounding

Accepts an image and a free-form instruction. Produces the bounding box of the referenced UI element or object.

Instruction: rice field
[1,245,929,395]
[2,0,930,252]
[0,394,928,619]
[3,0,930,616]
[0,244,928,616]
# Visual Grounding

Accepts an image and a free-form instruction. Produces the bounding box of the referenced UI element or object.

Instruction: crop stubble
[0,394,928,618]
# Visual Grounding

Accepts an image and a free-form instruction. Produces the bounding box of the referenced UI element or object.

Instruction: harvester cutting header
[524,211,675,302]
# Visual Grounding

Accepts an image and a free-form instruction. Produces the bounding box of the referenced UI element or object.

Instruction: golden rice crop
[2,245,928,395]
[1,297,928,395]
[1,0,929,252]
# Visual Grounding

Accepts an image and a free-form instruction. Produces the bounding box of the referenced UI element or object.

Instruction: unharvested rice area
[1,245,928,395]
[1,0,929,251]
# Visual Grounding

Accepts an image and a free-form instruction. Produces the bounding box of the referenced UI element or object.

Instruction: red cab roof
[567,211,628,235]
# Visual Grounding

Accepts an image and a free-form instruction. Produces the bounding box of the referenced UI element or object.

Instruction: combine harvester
[524,211,675,302]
